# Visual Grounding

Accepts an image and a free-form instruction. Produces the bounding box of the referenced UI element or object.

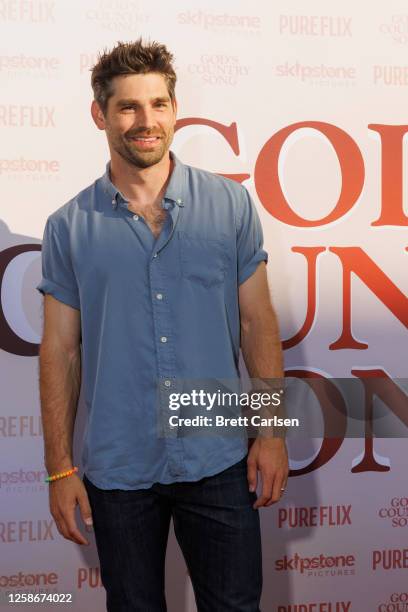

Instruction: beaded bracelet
[45,466,78,483]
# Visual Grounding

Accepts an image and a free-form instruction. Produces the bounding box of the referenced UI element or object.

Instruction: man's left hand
[247,437,289,509]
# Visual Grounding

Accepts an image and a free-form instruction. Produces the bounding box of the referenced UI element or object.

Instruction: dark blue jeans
[83,456,262,612]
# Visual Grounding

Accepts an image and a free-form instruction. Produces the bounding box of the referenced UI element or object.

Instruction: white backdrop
[0,1,407,610]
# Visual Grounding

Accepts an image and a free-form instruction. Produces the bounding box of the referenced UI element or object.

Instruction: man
[37,39,289,612]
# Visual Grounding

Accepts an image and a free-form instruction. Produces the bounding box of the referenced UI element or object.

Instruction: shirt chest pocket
[178,231,228,288]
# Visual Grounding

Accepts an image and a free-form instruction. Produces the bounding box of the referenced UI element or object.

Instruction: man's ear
[91,100,106,130]
[172,97,178,119]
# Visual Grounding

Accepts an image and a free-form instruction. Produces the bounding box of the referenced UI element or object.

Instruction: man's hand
[49,474,93,545]
[247,437,289,509]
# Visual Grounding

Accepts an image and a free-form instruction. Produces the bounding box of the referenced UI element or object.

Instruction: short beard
[111,129,173,169]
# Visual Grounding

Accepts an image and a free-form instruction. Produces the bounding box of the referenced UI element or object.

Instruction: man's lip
[128,135,161,140]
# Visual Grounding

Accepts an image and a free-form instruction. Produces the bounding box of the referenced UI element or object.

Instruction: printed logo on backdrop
[0,55,60,80]
[84,0,149,33]
[373,65,408,86]
[274,61,356,88]
[378,496,408,527]
[277,602,351,612]
[0,519,56,543]
[0,106,55,127]
[0,570,58,589]
[377,592,408,611]
[278,15,352,37]
[380,15,408,44]
[0,570,60,604]
[278,504,352,529]
[77,567,103,589]
[0,158,60,183]
[372,548,408,571]
[0,468,47,495]
[184,55,250,87]
[177,10,261,37]
[0,0,56,23]
[274,552,356,576]
[0,416,42,437]
[79,53,99,76]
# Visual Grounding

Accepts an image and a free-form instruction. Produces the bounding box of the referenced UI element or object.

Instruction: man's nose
[135,106,156,130]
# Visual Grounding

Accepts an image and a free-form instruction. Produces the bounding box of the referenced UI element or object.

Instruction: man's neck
[109,151,173,208]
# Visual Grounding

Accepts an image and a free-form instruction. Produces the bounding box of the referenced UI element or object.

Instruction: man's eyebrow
[116,96,171,106]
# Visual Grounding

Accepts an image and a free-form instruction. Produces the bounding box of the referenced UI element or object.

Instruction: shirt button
[164,380,171,387]
[156,293,163,300]
[176,198,182,204]
[160,336,167,343]
[133,214,139,221]
[153,253,158,259]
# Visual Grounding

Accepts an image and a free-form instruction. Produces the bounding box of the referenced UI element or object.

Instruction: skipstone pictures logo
[0,570,58,589]
[0,55,60,79]
[378,592,408,611]
[0,106,55,128]
[177,10,261,36]
[378,496,408,527]
[0,468,47,493]
[380,15,408,44]
[277,602,351,612]
[0,158,60,182]
[278,504,352,529]
[373,65,408,86]
[84,0,149,33]
[185,54,250,87]
[275,552,355,576]
[275,61,356,88]
[279,15,352,37]
[0,416,42,437]
[372,549,408,571]
[0,0,55,23]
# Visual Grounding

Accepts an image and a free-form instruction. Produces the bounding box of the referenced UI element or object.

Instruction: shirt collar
[101,150,186,210]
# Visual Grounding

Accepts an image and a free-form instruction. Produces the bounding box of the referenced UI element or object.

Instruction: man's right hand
[49,475,93,545]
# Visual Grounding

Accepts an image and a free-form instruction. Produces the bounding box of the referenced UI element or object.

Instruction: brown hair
[91,38,177,114]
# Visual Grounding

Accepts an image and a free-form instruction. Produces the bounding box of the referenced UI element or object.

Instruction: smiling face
[92,72,177,169]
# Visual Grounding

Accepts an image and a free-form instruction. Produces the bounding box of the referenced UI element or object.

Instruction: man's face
[97,72,177,169]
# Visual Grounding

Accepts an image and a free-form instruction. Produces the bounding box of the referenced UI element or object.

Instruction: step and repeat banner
[1,1,407,610]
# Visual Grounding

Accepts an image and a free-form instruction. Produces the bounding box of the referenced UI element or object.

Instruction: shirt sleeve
[236,185,268,285]
[36,218,80,310]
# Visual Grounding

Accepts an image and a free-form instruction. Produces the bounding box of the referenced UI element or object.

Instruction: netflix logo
[278,505,352,528]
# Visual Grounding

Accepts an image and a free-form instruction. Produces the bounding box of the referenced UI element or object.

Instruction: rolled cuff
[36,278,80,310]
[238,250,268,285]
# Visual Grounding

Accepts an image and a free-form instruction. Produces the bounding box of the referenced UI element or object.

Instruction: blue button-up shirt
[36,150,268,490]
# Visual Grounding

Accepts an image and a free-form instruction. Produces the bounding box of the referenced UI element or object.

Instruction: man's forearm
[240,308,283,381]
[39,343,81,473]
[240,309,286,437]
